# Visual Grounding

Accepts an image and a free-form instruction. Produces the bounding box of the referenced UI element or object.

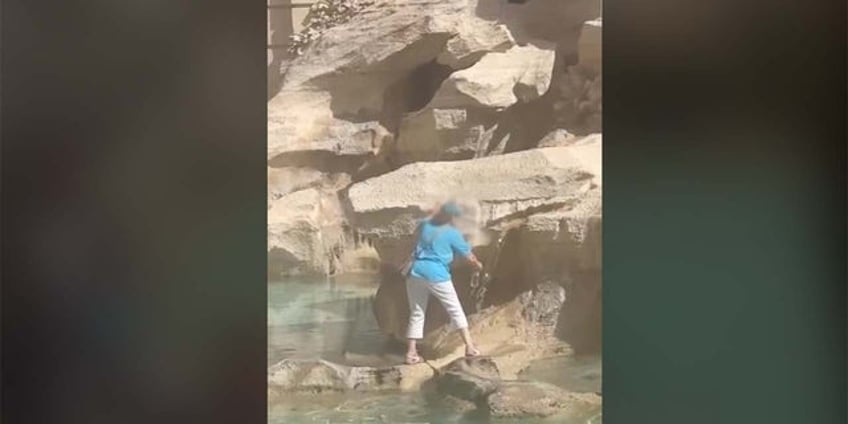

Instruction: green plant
[288,0,374,57]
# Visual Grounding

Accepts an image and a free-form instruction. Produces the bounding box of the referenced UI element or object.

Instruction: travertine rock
[365,141,601,356]
[436,19,514,69]
[537,129,577,148]
[269,0,520,163]
[518,281,567,327]
[268,167,326,203]
[434,356,501,402]
[268,188,347,276]
[268,189,325,276]
[268,92,392,162]
[393,108,501,165]
[347,141,601,263]
[429,44,556,109]
[268,358,435,394]
[487,380,601,419]
[520,195,602,354]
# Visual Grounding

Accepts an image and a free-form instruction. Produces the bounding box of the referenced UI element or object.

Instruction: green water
[268,276,602,423]
[268,274,393,367]
[519,355,602,394]
[269,391,460,424]
[270,391,601,424]
[270,391,600,424]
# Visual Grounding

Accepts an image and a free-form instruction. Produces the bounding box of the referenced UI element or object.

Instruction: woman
[402,201,484,364]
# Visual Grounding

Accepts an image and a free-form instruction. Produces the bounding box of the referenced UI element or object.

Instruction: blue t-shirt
[409,219,472,283]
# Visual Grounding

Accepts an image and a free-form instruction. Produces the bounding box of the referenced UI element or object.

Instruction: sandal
[465,347,481,358]
[405,354,423,365]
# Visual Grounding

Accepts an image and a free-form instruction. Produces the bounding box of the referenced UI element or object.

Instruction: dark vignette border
[2,0,268,422]
[604,0,846,422]
[0,0,844,423]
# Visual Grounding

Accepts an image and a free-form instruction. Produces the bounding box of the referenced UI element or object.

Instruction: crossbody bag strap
[408,222,424,261]
[410,223,449,260]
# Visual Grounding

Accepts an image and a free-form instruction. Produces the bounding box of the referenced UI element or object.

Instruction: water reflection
[519,355,602,394]
[269,392,441,424]
[270,391,600,424]
[268,274,389,366]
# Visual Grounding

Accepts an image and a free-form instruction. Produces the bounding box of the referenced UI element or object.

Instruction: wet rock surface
[268,358,435,396]
[435,356,501,402]
[425,356,600,422]
[267,322,600,421]
[486,380,601,420]
[519,281,567,327]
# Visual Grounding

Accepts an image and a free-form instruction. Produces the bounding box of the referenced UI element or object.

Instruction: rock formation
[268,0,603,365]
[431,356,601,420]
[268,358,435,395]
[269,355,602,421]
[433,356,501,402]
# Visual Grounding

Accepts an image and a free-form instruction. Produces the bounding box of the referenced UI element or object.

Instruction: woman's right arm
[465,252,484,271]
[451,231,483,271]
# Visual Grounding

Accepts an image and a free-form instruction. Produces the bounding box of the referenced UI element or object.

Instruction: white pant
[406,276,469,339]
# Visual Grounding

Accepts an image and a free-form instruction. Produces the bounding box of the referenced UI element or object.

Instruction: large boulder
[268,0,518,164]
[420,356,500,420]
[268,0,603,164]
[269,186,383,277]
[429,43,557,110]
[436,17,515,69]
[268,188,348,276]
[521,195,601,276]
[423,355,600,422]
[521,205,602,354]
[422,281,569,369]
[517,172,601,354]
[347,142,600,262]
[434,356,501,402]
[279,0,514,109]
[486,380,601,419]
[268,189,326,276]
[361,141,601,356]
[519,135,601,277]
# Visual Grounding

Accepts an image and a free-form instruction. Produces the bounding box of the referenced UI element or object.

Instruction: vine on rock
[288,0,375,57]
